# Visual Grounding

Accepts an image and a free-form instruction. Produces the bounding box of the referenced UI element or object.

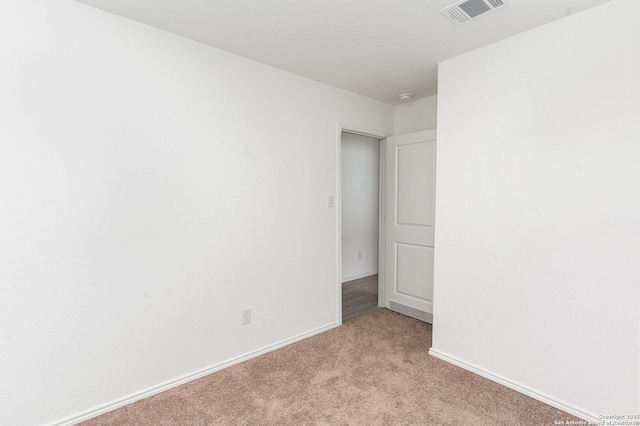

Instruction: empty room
[1,0,638,425]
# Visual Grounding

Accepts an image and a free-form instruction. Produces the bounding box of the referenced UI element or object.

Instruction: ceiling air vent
[441,0,510,25]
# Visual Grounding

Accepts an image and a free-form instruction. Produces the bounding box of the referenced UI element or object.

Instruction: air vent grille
[441,0,510,25]
[459,0,490,18]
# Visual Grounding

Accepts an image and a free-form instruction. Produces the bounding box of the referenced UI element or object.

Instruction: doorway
[338,127,437,326]
[340,131,383,322]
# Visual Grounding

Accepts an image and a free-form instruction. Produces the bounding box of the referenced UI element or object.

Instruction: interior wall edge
[428,348,599,423]
[46,321,340,426]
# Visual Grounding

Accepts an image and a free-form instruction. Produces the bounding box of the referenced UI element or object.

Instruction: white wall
[341,133,379,281]
[0,1,394,425]
[394,95,437,135]
[431,0,640,420]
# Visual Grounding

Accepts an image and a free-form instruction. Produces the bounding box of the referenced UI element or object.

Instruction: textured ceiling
[75,0,612,105]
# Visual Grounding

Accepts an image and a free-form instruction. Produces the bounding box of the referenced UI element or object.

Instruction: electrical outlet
[241,308,251,325]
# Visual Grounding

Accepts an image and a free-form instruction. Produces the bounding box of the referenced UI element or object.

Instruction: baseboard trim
[48,321,340,426]
[342,271,378,283]
[389,301,433,323]
[428,348,599,423]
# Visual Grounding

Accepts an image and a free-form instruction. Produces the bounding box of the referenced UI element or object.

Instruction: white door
[385,130,436,323]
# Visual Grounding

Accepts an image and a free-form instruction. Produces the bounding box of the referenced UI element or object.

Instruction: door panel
[397,142,435,226]
[385,130,436,323]
[396,243,434,301]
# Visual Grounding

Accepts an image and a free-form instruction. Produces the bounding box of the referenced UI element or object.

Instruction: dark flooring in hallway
[342,274,378,322]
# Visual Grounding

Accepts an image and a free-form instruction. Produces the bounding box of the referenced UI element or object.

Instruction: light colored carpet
[82,309,579,425]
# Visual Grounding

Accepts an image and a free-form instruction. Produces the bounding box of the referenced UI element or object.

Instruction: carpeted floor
[81,309,579,425]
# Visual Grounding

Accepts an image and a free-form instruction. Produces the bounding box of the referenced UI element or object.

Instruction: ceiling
[75,0,612,105]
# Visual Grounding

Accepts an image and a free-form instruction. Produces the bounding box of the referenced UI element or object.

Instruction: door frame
[336,123,389,325]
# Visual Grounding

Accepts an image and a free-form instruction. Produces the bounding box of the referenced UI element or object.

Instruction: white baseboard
[342,271,378,282]
[428,348,599,424]
[49,322,340,426]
